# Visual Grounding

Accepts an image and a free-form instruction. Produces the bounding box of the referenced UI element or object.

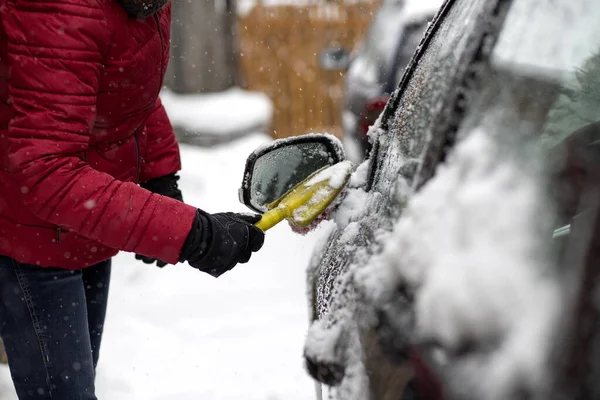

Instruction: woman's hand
[179,210,265,277]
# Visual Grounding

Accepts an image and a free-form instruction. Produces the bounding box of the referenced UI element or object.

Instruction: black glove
[135,173,183,267]
[179,209,265,278]
[140,173,183,202]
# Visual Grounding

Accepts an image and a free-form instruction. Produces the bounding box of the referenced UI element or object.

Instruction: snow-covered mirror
[239,134,346,213]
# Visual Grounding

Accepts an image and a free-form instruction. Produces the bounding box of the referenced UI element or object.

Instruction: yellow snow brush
[254,160,353,232]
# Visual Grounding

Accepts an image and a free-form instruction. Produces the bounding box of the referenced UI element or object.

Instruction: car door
[303,0,512,399]
[354,0,600,399]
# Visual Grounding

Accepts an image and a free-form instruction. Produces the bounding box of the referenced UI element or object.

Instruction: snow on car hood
[357,128,561,399]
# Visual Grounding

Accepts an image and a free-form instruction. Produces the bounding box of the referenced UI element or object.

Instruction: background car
[304,0,600,399]
[319,0,444,162]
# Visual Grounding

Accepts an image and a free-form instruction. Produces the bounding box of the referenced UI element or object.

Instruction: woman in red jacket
[0,0,265,398]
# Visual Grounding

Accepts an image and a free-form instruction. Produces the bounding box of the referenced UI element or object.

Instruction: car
[245,0,600,399]
[319,0,444,163]
[241,0,600,398]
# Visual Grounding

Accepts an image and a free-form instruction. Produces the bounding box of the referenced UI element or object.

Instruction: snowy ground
[161,89,273,146]
[0,133,327,400]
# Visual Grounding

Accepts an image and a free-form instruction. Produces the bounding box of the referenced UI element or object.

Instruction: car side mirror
[239,134,346,213]
[318,46,352,71]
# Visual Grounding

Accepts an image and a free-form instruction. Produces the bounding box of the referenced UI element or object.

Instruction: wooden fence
[237,1,379,138]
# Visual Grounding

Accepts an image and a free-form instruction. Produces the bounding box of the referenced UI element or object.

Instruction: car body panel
[307,0,600,399]
[304,0,511,398]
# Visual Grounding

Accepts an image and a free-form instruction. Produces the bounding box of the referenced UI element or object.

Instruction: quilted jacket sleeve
[2,0,197,264]
[139,97,182,183]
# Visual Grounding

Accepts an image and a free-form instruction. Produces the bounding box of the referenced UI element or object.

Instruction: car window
[485,0,600,229]
[371,0,494,201]
[490,2,600,395]
[389,19,432,90]
[492,0,600,142]
[427,0,600,396]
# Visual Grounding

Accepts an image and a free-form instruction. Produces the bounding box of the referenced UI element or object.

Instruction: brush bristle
[287,186,348,234]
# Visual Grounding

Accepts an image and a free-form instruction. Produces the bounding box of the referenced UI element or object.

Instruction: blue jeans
[0,256,111,399]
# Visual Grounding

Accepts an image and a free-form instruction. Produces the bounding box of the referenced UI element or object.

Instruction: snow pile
[160,88,273,142]
[304,318,347,373]
[304,282,371,400]
[332,160,371,229]
[301,158,380,400]
[358,129,561,399]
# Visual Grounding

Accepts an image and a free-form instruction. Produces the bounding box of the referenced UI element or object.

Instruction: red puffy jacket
[0,0,198,269]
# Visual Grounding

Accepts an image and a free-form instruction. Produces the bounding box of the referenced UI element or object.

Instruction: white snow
[291,161,353,226]
[358,129,561,399]
[303,318,345,367]
[304,161,353,189]
[251,133,345,161]
[338,222,360,244]
[292,188,333,225]
[332,188,370,229]
[0,133,330,400]
[160,88,273,137]
[323,159,371,231]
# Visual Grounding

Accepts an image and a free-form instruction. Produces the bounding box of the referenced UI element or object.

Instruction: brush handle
[255,207,289,231]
